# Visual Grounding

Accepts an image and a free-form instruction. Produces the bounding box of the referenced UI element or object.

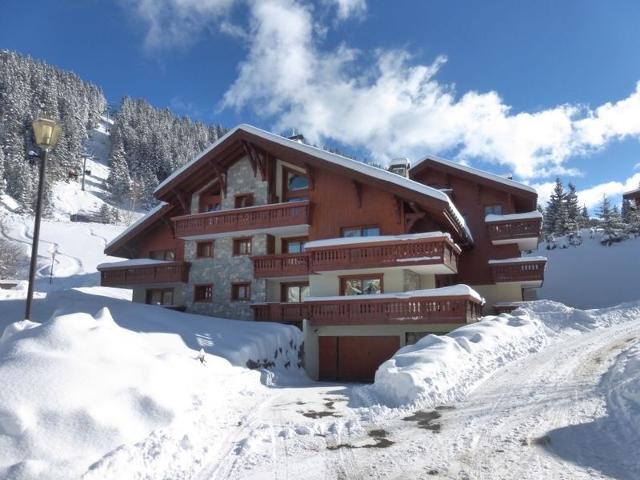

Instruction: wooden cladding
[486,217,542,242]
[305,295,482,326]
[490,259,546,283]
[100,262,190,287]
[172,201,310,237]
[251,236,460,277]
[251,303,308,329]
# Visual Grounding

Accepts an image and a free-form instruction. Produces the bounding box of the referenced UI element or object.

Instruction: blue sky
[2,0,640,208]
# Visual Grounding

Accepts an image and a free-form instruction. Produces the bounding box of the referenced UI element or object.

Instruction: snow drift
[366,299,640,409]
[367,311,546,408]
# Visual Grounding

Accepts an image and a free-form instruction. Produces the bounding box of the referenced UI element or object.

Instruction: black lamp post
[25,117,61,320]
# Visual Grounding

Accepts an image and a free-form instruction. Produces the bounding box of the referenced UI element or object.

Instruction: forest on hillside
[0,50,226,214]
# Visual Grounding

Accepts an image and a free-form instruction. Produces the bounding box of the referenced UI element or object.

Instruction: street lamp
[25,117,61,320]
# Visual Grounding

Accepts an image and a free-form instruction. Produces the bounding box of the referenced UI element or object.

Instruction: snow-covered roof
[155,124,473,242]
[305,284,484,304]
[97,258,176,270]
[488,256,547,265]
[304,232,460,252]
[623,187,640,197]
[413,154,537,195]
[104,203,167,252]
[485,211,543,223]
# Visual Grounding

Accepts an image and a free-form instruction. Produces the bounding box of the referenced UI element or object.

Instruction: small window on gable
[234,193,254,209]
[283,167,309,201]
[233,237,252,255]
[484,204,503,216]
[194,284,213,302]
[287,170,309,191]
[341,226,381,238]
[196,241,214,258]
[231,282,251,301]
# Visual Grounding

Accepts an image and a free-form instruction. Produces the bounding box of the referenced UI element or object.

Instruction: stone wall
[184,156,269,320]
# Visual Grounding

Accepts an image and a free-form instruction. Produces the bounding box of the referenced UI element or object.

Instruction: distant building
[623,187,640,208]
[98,124,546,382]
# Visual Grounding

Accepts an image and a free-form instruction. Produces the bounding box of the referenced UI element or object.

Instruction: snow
[488,255,547,264]
[97,258,175,270]
[527,229,640,308]
[485,210,542,222]
[305,284,484,303]
[304,231,460,251]
[366,311,546,408]
[624,186,640,196]
[155,124,473,242]
[412,153,538,194]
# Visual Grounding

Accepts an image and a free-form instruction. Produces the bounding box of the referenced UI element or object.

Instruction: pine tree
[98,203,112,224]
[106,140,131,201]
[0,148,6,194]
[579,204,590,228]
[544,178,569,236]
[598,195,625,240]
[565,183,580,233]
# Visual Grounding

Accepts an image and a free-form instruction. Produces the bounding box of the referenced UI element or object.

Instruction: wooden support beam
[161,215,176,237]
[241,140,258,176]
[352,180,363,208]
[394,196,404,226]
[172,189,189,213]
[304,164,315,191]
[209,160,227,196]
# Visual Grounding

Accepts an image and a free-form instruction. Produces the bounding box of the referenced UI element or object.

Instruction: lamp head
[32,118,62,150]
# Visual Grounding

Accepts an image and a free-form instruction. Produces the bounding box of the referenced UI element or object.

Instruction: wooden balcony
[252,253,311,278]
[489,258,546,285]
[251,303,309,328]
[99,262,190,287]
[305,293,483,326]
[486,213,542,250]
[172,201,310,238]
[306,235,460,274]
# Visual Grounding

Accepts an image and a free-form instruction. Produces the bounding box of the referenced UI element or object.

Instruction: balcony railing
[172,201,310,238]
[99,262,190,287]
[305,294,482,326]
[251,303,309,328]
[489,258,546,283]
[486,215,542,243]
[252,253,311,278]
[306,235,460,273]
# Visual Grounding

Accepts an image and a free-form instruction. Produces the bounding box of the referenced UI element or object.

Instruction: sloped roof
[154,124,474,244]
[411,154,537,195]
[104,203,172,257]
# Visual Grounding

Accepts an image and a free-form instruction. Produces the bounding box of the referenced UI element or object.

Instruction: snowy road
[205,319,640,480]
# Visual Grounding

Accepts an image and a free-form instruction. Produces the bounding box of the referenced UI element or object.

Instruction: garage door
[318,335,400,383]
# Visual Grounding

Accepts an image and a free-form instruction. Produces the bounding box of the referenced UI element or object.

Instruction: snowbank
[605,341,640,446]
[0,308,228,478]
[366,311,545,408]
[364,299,640,409]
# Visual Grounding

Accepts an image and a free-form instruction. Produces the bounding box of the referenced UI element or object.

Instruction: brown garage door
[318,335,400,383]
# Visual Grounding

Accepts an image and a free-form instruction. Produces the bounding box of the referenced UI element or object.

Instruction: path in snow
[203,319,640,480]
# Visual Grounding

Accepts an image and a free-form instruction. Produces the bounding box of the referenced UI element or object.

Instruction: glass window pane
[344,279,362,295]
[165,250,175,261]
[286,241,302,253]
[342,228,360,237]
[286,286,299,303]
[300,285,310,300]
[363,227,380,237]
[150,290,162,304]
[362,279,381,295]
[288,172,309,191]
[162,290,173,305]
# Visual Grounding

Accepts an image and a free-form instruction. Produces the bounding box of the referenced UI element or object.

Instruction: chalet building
[623,187,640,208]
[99,124,546,382]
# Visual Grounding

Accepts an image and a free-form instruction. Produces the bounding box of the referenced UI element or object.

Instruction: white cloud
[576,173,640,209]
[634,162,640,170]
[127,0,640,182]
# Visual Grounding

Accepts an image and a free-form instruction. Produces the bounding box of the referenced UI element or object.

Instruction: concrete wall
[472,283,523,313]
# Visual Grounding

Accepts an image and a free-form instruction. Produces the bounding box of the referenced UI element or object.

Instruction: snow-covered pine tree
[106,140,131,201]
[579,204,590,228]
[565,183,580,233]
[598,195,625,241]
[544,178,569,236]
[0,148,6,194]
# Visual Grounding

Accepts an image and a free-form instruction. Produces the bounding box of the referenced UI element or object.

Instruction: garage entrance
[318,335,400,383]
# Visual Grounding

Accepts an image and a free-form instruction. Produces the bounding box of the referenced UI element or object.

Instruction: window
[196,241,214,258]
[149,249,175,261]
[194,284,213,302]
[340,274,383,296]
[234,193,254,208]
[145,288,174,306]
[233,237,252,255]
[231,282,251,301]
[281,283,310,303]
[199,193,221,213]
[283,167,309,201]
[341,226,381,238]
[484,204,503,216]
[283,237,307,254]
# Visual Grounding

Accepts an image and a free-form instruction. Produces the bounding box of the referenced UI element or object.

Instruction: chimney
[388,157,411,178]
